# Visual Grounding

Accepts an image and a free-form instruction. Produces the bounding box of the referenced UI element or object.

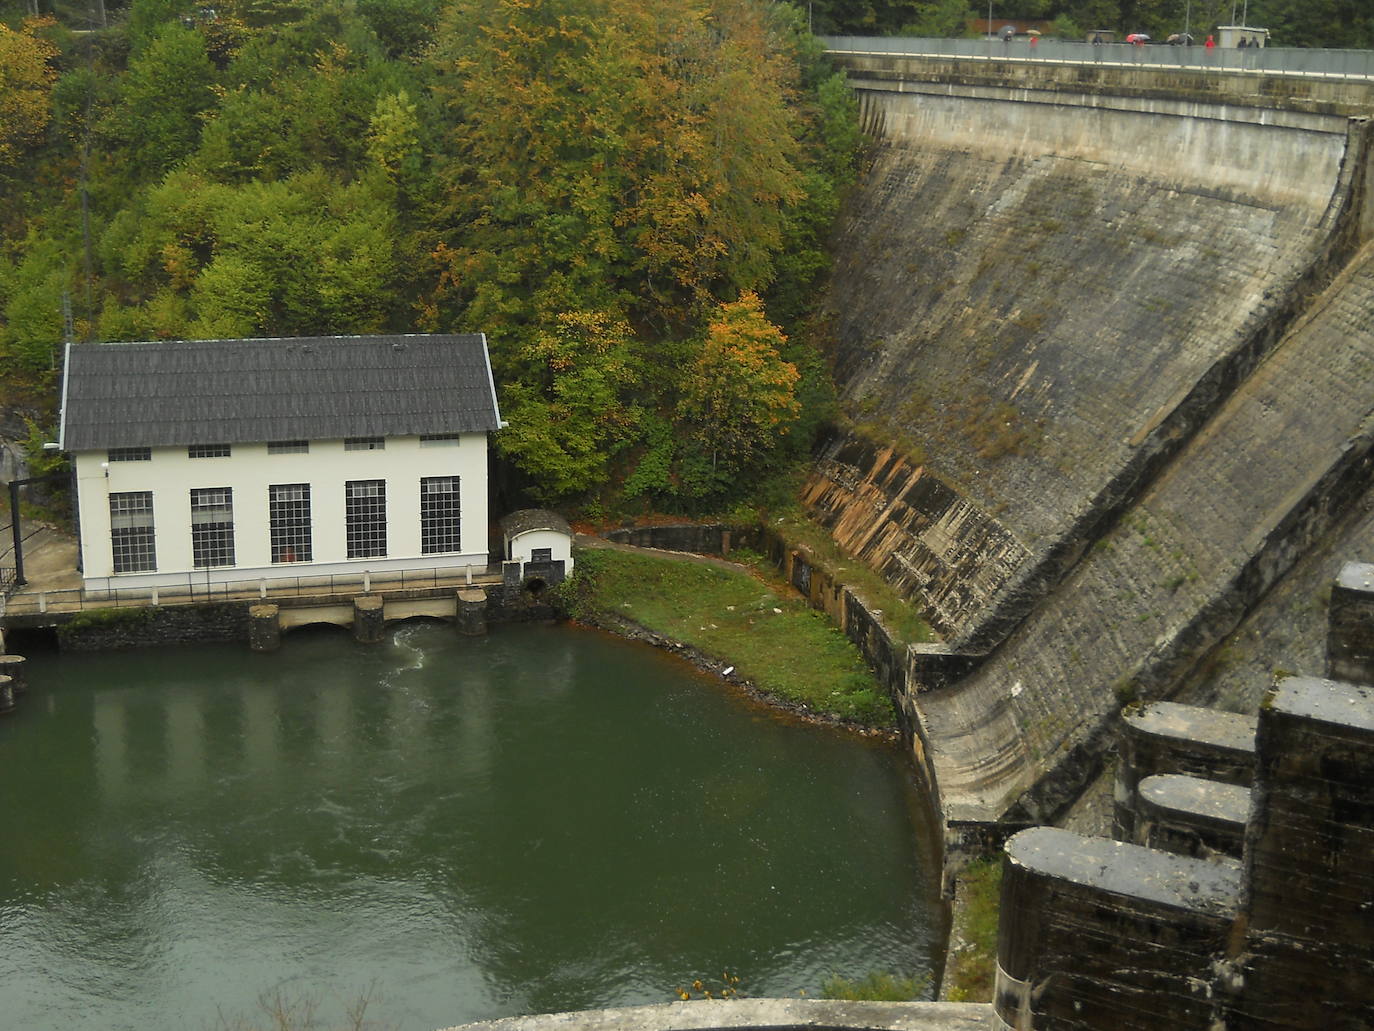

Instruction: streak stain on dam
[809,55,1374,826]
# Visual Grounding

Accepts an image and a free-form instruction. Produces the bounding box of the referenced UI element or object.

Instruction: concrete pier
[996,827,1241,1031]
[1133,773,1250,859]
[353,596,385,644]
[0,675,15,715]
[1327,562,1374,683]
[248,604,281,652]
[456,588,488,636]
[0,653,28,693]
[1113,702,1257,841]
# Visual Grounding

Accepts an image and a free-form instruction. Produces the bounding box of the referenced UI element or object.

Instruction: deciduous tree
[496,310,645,500]
[677,292,800,493]
[0,17,58,170]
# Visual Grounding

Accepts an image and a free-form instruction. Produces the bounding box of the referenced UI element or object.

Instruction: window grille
[110,491,156,572]
[190,487,235,568]
[344,437,385,451]
[345,479,387,558]
[419,434,461,447]
[269,483,312,563]
[108,447,151,462]
[188,443,231,459]
[267,440,309,455]
[420,476,461,554]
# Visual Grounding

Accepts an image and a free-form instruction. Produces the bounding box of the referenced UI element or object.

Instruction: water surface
[0,623,943,1029]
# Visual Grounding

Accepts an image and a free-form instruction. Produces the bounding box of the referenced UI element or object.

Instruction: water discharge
[0,622,943,1030]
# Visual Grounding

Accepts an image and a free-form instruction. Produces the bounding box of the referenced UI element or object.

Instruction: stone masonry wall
[36,580,557,652]
[809,89,1365,651]
[56,602,251,650]
[915,242,1374,826]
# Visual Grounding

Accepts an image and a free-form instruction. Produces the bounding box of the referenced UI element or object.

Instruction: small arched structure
[501,509,574,581]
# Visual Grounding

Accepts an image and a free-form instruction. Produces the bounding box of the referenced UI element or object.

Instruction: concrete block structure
[1226,676,1374,1029]
[1133,774,1249,859]
[996,828,1241,1030]
[1113,701,1257,841]
[994,570,1374,1030]
[58,335,503,593]
[1327,561,1374,684]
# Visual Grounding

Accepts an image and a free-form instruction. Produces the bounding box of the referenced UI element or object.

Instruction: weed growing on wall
[944,858,1002,1003]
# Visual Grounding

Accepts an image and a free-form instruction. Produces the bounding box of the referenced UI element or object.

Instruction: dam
[805,41,1374,834]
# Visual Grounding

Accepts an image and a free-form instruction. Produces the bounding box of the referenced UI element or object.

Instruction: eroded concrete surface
[441,999,995,1031]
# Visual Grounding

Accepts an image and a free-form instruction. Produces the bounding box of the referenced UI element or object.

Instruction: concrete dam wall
[810,55,1374,827]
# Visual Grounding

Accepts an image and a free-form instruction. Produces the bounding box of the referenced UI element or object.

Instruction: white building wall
[73,434,490,590]
[509,528,574,573]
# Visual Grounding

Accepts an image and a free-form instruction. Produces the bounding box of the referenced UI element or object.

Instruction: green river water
[0,622,943,1030]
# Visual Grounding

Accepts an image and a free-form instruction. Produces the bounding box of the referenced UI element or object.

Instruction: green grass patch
[821,970,929,1001]
[563,548,895,726]
[944,858,1001,1002]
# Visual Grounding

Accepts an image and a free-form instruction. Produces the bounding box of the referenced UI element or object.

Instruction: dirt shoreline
[569,607,900,744]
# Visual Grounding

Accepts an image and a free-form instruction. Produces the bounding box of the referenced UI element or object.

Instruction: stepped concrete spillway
[811,51,1374,827]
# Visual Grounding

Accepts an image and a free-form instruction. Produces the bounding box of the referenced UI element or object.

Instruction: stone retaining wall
[56,601,250,650]
[31,582,560,652]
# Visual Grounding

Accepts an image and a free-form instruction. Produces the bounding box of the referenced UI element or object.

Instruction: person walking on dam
[1205,34,1215,48]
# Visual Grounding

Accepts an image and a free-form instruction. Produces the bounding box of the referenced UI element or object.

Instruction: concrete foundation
[456,588,488,636]
[0,652,27,693]
[352,596,385,644]
[248,604,281,652]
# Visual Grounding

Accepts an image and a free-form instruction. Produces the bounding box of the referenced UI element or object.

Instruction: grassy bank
[767,508,937,648]
[562,548,894,727]
[942,858,1002,1002]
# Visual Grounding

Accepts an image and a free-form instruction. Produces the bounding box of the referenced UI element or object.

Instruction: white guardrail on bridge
[0,564,507,618]
[821,35,1374,81]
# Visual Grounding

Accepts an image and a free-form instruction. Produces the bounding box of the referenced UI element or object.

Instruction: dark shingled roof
[59,334,502,451]
[501,509,572,539]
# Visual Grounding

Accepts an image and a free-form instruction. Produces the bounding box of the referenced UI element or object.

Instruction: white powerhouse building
[59,335,504,592]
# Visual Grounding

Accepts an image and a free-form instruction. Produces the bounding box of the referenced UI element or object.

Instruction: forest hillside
[0,0,862,512]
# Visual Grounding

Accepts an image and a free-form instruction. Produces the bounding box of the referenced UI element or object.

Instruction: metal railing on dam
[821,34,1374,81]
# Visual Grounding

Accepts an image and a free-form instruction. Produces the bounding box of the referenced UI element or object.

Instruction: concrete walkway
[441,999,995,1031]
[6,524,81,594]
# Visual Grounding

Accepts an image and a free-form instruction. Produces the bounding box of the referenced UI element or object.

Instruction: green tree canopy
[112,21,216,177]
[0,0,860,510]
